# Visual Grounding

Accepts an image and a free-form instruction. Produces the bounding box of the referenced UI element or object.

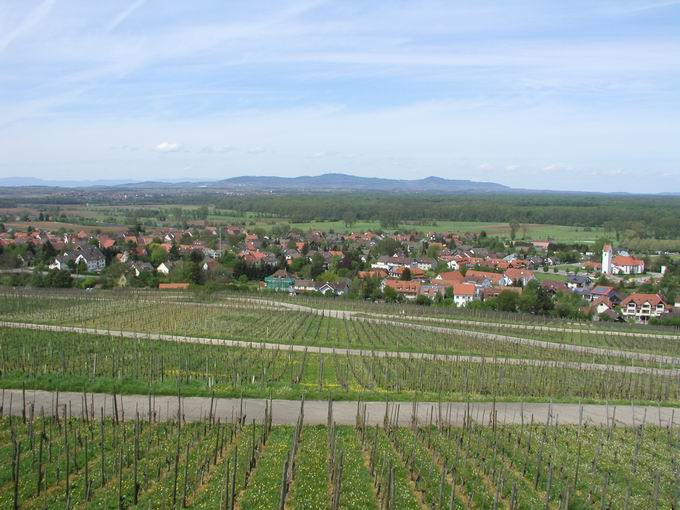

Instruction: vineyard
[1,398,678,509]
[0,291,678,363]
[0,288,679,507]
[1,328,678,404]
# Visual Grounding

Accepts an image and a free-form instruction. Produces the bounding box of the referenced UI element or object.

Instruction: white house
[49,245,106,273]
[156,261,174,275]
[621,293,667,322]
[452,283,477,307]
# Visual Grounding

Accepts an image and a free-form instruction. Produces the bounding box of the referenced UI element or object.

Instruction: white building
[602,244,613,275]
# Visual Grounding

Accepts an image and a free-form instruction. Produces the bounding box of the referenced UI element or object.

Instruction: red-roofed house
[358,269,388,280]
[434,271,464,285]
[504,268,535,286]
[382,279,421,300]
[464,270,510,288]
[452,283,477,307]
[620,293,668,322]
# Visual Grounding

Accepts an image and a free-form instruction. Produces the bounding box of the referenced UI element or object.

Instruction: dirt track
[2,389,677,427]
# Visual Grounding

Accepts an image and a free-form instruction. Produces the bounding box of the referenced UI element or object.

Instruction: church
[602,244,645,275]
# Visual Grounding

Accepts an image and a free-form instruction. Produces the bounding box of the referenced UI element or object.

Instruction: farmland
[0,290,679,406]
[4,202,614,243]
[1,288,679,508]
[1,399,678,509]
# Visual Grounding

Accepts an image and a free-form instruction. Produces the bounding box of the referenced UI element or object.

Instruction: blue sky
[0,1,679,192]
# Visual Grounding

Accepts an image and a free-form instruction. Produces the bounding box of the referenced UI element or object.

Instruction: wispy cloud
[105,0,146,32]
[0,0,55,53]
[0,1,679,191]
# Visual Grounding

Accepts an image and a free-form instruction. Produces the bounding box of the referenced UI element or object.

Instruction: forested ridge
[210,193,680,238]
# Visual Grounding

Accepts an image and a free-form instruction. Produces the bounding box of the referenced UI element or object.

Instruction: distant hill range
[0,173,510,193]
[211,173,509,192]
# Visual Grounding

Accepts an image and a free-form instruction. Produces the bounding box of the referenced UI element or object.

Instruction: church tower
[602,243,613,275]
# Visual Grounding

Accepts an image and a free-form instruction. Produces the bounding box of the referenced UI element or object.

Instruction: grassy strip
[289,425,331,510]
[238,426,293,509]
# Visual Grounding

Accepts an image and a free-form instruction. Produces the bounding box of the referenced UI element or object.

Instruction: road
[2,389,677,428]
[2,320,678,376]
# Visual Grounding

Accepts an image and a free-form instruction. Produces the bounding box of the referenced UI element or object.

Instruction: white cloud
[155,141,181,152]
[543,163,569,172]
[479,163,494,170]
[505,164,520,171]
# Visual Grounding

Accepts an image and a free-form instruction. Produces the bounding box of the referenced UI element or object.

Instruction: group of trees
[201,193,680,239]
[469,281,586,319]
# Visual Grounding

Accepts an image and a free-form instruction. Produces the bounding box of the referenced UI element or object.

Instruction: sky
[0,1,679,192]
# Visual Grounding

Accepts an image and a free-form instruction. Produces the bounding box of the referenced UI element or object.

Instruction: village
[0,223,676,324]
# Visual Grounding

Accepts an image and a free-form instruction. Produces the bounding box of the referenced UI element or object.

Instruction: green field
[23,203,614,243]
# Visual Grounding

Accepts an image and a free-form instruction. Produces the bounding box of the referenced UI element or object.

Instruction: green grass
[535,271,568,281]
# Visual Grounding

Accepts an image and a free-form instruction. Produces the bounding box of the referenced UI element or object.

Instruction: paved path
[2,389,677,428]
[2,320,678,376]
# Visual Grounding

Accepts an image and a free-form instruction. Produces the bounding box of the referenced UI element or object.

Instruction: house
[566,275,592,290]
[590,297,614,315]
[49,255,72,271]
[620,293,668,323]
[357,269,388,280]
[540,280,569,295]
[418,284,448,300]
[414,257,436,271]
[318,279,351,296]
[129,261,153,277]
[389,266,426,279]
[382,279,421,300]
[434,271,464,285]
[452,283,477,307]
[49,245,106,273]
[587,286,621,304]
[156,261,175,275]
[371,255,413,271]
[504,268,535,286]
[442,258,460,270]
[293,279,318,293]
[72,245,106,272]
[264,269,295,291]
[464,270,510,288]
